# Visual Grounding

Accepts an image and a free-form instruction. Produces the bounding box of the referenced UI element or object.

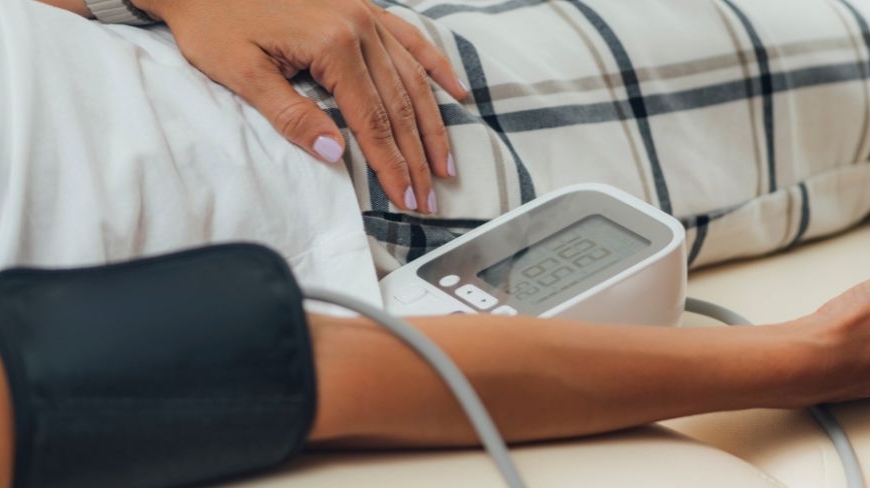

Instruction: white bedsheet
[0,0,381,306]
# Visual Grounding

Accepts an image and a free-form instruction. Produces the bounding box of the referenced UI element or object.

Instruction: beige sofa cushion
[227,426,782,488]
[665,223,870,488]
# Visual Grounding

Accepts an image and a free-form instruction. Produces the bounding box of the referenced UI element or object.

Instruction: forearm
[308,313,819,448]
[0,303,850,483]
[36,0,91,17]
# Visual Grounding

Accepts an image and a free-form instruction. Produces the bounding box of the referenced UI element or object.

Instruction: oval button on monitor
[491,305,518,316]
[439,274,461,288]
[394,286,428,304]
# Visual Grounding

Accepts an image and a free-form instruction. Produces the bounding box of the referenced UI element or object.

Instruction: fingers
[361,28,437,213]
[378,24,455,182]
[175,1,463,214]
[221,47,347,165]
[366,3,469,101]
[321,36,419,211]
[314,11,450,213]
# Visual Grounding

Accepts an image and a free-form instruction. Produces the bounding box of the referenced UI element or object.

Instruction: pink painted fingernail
[313,135,343,163]
[428,190,438,214]
[457,77,469,93]
[404,186,418,211]
[447,153,457,177]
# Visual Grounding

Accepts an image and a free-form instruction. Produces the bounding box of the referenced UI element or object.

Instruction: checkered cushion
[295,0,870,276]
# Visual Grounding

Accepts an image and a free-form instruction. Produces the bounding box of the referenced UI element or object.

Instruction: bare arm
[0,317,797,486]
[36,0,90,17]
[1,281,868,485]
[307,312,811,447]
[307,281,870,447]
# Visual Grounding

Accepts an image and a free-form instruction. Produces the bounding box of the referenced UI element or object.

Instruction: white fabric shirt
[0,0,381,306]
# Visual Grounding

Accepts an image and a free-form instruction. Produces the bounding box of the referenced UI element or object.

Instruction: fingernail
[447,153,457,177]
[404,186,418,211]
[457,78,469,94]
[428,190,438,214]
[313,135,343,163]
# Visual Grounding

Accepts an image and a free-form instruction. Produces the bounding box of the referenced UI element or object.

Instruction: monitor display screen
[477,215,650,305]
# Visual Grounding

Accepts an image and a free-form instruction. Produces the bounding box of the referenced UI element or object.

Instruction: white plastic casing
[379,184,687,326]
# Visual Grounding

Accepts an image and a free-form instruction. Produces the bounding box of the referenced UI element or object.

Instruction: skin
[39,0,469,214]
[13,0,870,484]
[305,291,857,448]
[2,280,870,486]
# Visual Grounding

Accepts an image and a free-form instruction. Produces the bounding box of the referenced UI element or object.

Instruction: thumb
[226,50,346,164]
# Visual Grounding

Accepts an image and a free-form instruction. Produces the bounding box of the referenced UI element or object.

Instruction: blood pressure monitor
[379,184,687,326]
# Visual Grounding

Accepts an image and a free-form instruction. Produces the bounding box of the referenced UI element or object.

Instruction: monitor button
[491,305,518,316]
[394,286,428,304]
[455,284,498,310]
[439,274,461,288]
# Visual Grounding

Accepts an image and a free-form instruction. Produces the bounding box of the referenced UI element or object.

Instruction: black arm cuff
[0,244,316,488]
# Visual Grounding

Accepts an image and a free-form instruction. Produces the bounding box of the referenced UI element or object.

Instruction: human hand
[134,0,468,213]
[785,280,870,405]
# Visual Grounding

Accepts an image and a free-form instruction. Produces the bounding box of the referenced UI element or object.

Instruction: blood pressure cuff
[0,244,317,488]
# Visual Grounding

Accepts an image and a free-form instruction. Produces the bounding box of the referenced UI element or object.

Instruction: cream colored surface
[228,225,870,487]
[664,222,870,488]
[226,426,781,487]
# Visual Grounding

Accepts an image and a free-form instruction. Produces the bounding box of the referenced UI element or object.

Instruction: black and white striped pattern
[298,0,870,276]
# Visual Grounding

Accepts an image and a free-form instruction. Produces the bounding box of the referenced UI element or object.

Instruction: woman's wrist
[757,318,842,408]
[36,0,92,17]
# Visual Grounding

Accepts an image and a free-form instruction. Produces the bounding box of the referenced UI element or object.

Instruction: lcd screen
[477,215,651,305]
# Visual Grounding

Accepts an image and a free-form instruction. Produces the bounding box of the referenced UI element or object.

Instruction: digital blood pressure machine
[376,185,861,488]
[380,184,687,326]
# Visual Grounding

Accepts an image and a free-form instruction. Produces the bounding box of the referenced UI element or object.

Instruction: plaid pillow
[296,0,870,276]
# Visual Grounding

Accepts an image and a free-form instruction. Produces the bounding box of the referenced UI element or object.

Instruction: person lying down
[2,0,870,486]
